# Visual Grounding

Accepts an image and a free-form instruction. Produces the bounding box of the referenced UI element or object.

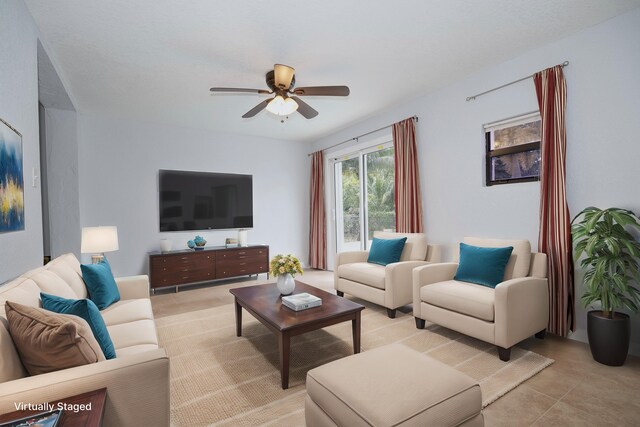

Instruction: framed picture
[0,118,24,233]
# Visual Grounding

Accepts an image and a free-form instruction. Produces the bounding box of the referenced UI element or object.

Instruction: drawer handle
[182,276,189,279]
[240,262,246,266]
[238,252,246,255]
[180,257,189,260]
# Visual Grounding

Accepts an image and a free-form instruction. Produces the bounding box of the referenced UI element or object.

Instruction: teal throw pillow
[454,243,514,288]
[81,258,120,310]
[41,293,116,359]
[367,237,408,266]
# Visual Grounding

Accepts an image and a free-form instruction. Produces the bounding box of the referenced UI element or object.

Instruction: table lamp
[81,226,119,264]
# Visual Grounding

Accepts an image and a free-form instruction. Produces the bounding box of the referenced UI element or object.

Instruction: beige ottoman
[305,344,483,427]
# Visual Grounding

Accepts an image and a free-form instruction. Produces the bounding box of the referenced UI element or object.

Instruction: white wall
[44,107,80,258]
[0,0,44,283]
[77,114,310,277]
[313,9,640,354]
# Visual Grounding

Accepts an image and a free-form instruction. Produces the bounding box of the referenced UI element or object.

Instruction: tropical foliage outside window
[339,147,395,244]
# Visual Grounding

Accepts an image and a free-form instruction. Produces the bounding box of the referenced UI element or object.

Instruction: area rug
[156,300,553,426]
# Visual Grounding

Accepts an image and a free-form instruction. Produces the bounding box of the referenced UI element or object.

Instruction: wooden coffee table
[230,281,365,389]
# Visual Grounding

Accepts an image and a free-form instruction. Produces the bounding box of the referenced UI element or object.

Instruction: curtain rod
[307,115,418,157]
[466,61,569,102]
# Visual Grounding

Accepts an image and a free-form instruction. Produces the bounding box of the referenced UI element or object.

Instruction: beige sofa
[0,254,169,427]
[335,231,442,318]
[413,238,549,361]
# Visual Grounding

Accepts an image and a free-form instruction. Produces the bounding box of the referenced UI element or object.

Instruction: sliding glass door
[334,143,395,254]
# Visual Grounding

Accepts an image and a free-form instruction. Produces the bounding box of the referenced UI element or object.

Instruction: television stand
[148,244,269,293]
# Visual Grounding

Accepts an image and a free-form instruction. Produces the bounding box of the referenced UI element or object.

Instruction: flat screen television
[159,170,253,232]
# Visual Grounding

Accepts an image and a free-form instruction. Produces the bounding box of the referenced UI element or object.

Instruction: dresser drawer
[217,247,267,260]
[152,252,214,269]
[217,261,268,278]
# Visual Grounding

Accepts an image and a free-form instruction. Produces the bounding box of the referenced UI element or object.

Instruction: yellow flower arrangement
[269,254,304,277]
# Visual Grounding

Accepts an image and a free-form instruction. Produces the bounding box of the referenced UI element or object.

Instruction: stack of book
[282,293,322,311]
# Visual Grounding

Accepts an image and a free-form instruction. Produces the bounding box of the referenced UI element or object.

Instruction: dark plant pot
[587,310,630,366]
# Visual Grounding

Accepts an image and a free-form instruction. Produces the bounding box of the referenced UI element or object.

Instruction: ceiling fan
[210,64,350,119]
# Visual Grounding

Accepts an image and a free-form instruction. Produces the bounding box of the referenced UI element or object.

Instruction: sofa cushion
[44,254,88,298]
[421,280,495,322]
[107,319,159,351]
[454,243,513,288]
[0,317,27,382]
[115,344,160,357]
[5,301,105,376]
[306,343,482,427]
[101,299,155,327]
[375,231,427,261]
[367,237,407,266]
[27,270,78,300]
[337,262,386,290]
[81,258,121,309]
[41,293,116,360]
[0,279,42,313]
[464,237,531,280]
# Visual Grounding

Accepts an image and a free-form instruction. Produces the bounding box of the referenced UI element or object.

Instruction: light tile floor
[151,269,640,426]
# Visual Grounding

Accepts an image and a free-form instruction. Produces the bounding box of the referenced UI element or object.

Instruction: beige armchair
[334,232,442,318]
[413,237,549,361]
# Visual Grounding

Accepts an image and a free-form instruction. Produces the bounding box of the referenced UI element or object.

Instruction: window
[485,112,541,186]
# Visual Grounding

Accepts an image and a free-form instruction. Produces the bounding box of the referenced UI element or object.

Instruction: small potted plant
[270,254,304,295]
[571,207,640,366]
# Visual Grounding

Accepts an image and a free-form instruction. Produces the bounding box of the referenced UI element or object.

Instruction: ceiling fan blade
[274,64,295,90]
[242,99,270,118]
[210,87,271,95]
[290,96,319,119]
[292,86,350,96]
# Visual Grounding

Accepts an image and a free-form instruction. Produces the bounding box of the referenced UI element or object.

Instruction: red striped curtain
[309,151,327,270]
[534,65,574,336]
[393,118,424,233]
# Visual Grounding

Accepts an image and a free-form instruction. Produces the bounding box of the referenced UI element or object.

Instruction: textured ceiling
[25,0,640,142]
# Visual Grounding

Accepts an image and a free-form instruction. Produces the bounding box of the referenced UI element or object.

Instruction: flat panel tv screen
[159,170,253,231]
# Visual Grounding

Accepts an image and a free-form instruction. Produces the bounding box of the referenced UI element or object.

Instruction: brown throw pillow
[5,301,106,375]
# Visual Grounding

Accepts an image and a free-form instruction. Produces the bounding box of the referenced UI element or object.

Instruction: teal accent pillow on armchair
[41,293,116,359]
[81,258,120,310]
[367,237,407,266]
[454,243,514,288]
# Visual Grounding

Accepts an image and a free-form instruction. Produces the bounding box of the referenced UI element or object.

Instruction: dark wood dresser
[149,244,269,292]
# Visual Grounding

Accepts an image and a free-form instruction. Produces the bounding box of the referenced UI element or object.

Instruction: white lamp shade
[266,95,299,116]
[81,226,119,253]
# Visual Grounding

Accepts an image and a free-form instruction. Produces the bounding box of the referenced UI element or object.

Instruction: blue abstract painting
[0,118,24,232]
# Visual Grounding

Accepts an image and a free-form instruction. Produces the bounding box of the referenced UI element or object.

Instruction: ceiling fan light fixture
[274,64,295,89]
[266,95,298,116]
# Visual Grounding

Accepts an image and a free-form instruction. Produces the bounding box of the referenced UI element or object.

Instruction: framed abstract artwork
[0,118,24,233]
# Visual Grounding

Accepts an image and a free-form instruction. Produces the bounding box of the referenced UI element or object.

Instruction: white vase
[160,239,172,252]
[238,229,248,247]
[277,273,295,295]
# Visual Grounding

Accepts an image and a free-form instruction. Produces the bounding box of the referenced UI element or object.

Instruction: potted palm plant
[571,207,640,366]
